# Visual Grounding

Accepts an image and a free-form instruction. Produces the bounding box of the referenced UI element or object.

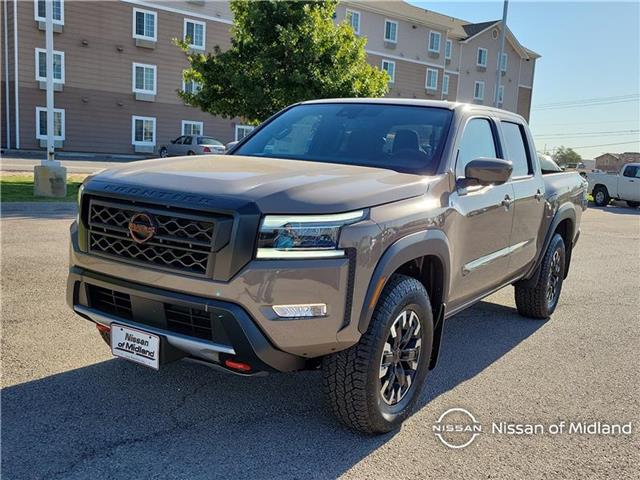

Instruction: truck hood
[89,155,431,214]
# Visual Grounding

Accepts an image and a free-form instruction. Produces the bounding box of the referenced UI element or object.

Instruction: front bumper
[68,267,307,373]
[69,214,365,358]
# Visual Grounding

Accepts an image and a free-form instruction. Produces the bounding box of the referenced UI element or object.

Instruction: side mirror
[462,158,513,187]
[170,139,176,144]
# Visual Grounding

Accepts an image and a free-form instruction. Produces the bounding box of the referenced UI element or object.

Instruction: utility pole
[494,0,508,107]
[45,0,56,163]
[34,0,67,197]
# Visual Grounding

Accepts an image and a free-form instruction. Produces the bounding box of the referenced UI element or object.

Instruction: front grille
[165,304,213,340]
[88,285,133,319]
[87,198,218,276]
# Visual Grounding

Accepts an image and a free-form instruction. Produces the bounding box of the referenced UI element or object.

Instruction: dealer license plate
[111,324,160,370]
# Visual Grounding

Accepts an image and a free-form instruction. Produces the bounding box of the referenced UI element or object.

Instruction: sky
[408,0,640,159]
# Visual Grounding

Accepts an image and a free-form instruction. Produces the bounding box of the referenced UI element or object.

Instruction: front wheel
[159,147,168,158]
[593,186,610,207]
[515,233,566,319]
[627,201,640,208]
[322,274,433,434]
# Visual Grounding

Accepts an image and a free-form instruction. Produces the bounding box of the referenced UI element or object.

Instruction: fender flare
[357,229,452,334]
[520,202,576,286]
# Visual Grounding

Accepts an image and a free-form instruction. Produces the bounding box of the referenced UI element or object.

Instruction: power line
[533,98,640,111]
[533,94,639,108]
[554,140,640,150]
[532,119,638,127]
[534,129,640,138]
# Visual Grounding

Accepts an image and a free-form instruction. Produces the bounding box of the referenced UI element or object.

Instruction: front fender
[357,229,452,334]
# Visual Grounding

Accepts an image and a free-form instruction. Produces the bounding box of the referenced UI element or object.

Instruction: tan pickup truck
[68,99,587,433]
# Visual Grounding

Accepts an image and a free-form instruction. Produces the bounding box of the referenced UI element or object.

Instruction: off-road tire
[593,186,610,207]
[627,201,639,209]
[322,274,434,434]
[515,233,566,319]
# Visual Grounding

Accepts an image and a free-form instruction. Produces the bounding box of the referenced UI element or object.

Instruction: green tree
[179,0,389,123]
[553,146,582,167]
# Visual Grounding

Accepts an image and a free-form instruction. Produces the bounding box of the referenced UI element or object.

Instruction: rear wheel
[187,150,195,155]
[627,201,640,208]
[593,186,610,207]
[515,233,566,319]
[322,274,433,434]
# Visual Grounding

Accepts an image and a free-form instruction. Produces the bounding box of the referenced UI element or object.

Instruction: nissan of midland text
[67,99,587,434]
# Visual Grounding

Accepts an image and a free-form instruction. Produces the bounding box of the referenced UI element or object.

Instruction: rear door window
[456,118,497,177]
[501,122,532,177]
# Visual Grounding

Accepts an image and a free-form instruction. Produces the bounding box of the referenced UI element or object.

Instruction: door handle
[501,194,513,209]
[534,189,544,201]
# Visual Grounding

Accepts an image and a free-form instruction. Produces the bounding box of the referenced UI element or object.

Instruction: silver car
[158,135,225,157]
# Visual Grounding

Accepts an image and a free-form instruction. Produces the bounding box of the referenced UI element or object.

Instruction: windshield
[539,154,563,173]
[233,103,453,174]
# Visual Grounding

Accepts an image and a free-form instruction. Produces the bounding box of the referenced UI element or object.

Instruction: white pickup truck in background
[587,163,640,208]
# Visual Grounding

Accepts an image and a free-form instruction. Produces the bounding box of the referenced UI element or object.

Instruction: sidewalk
[1,156,135,174]
[1,149,148,162]
[0,202,77,218]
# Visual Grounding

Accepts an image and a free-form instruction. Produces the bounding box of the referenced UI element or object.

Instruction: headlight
[256,210,365,259]
[77,183,85,206]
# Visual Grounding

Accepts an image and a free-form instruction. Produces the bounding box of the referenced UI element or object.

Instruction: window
[381,59,395,83]
[445,39,452,60]
[501,122,531,177]
[133,8,157,41]
[499,52,508,72]
[182,120,203,136]
[234,103,453,174]
[442,74,450,96]
[426,68,438,90]
[132,116,156,145]
[497,85,505,104]
[623,165,640,178]
[184,19,206,50]
[132,63,156,94]
[34,0,63,24]
[477,48,488,67]
[198,137,222,146]
[345,9,360,35]
[384,19,398,43]
[35,107,65,140]
[456,118,497,177]
[35,48,64,83]
[235,125,255,141]
[428,31,441,53]
[183,78,202,95]
[474,81,485,101]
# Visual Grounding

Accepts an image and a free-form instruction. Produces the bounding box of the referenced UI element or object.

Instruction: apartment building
[1,0,539,155]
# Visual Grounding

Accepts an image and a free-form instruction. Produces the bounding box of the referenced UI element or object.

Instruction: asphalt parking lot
[1,202,638,479]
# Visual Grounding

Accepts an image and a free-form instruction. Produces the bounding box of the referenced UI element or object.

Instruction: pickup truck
[67,99,587,434]
[587,163,640,208]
